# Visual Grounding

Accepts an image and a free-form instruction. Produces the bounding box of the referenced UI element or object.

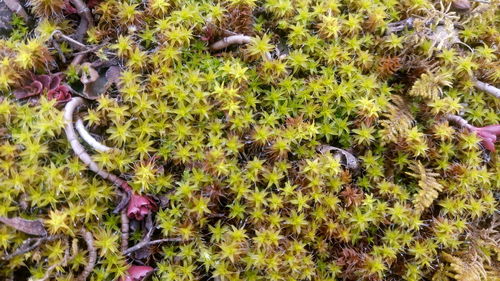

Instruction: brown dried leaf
[80,63,99,85]
[0,216,47,236]
[318,145,359,170]
[105,65,121,84]
[79,64,120,100]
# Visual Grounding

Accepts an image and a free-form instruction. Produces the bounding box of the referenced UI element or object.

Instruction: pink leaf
[13,81,44,100]
[36,75,51,89]
[120,265,154,281]
[471,125,500,152]
[13,88,32,100]
[48,74,62,91]
[126,193,157,221]
[480,124,500,136]
[47,85,71,104]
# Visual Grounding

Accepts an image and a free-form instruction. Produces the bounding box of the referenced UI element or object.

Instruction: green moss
[0,0,499,280]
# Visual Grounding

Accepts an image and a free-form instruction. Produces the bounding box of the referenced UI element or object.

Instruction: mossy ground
[0,0,499,280]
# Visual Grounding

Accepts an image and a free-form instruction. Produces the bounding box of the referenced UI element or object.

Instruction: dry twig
[445,114,474,129]
[77,229,96,281]
[210,34,253,51]
[474,79,500,99]
[33,239,75,281]
[70,0,94,42]
[52,31,88,51]
[124,237,185,255]
[210,34,273,60]
[75,118,114,153]
[2,235,62,260]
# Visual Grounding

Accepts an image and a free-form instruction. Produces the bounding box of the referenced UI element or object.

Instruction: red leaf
[36,75,51,89]
[127,193,157,221]
[13,81,44,100]
[120,265,154,281]
[471,124,500,152]
[47,85,71,104]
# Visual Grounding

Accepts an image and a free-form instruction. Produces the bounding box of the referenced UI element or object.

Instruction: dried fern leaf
[407,162,443,213]
[380,95,414,144]
[441,253,488,281]
[409,71,452,100]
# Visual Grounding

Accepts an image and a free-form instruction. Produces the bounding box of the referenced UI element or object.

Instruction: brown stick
[113,189,131,214]
[2,235,62,260]
[77,229,96,281]
[51,39,67,64]
[71,54,85,66]
[121,210,129,253]
[124,237,185,255]
[445,114,474,130]
[70,0,94,27]
[4,0,29,22]
[52,31,88,51]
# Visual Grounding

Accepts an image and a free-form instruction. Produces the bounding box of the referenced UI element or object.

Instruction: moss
[0,0,499,280]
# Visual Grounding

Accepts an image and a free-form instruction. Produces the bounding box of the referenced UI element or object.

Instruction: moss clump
[0,0,499,280]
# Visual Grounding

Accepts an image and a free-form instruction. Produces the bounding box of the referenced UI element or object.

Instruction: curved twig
[63,97,131,191]
[52,30,88,51]
[77,229,96,281]
[113,189,131,214]
[75,118,114,153]
[70,0,94,27]
[71,54,85,66]
[124,237,186,255]
[474,79,500,99]
[70,0,94,42]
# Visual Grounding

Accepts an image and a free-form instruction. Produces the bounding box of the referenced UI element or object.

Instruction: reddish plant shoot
[120,265,154,281]
[470,125,500,152]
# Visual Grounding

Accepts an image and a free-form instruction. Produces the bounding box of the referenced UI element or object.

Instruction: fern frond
[441,253,489,281]
[380,95,415,144]
[409,71,453,100]
[407,162,443,213]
